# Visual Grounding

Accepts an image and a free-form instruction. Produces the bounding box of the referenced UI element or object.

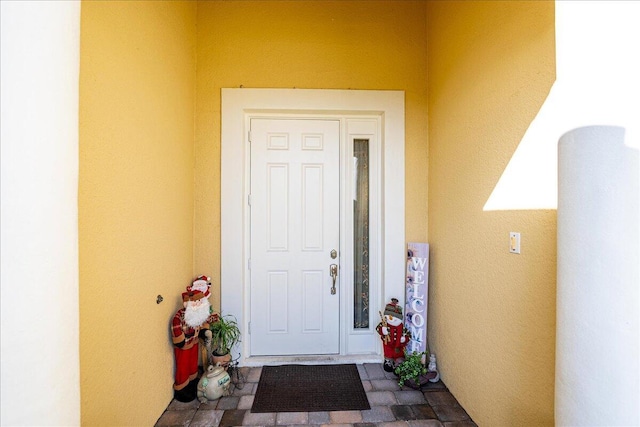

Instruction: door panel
[302,164,323,250]
[250,118,340,356]
[267,164,288,251]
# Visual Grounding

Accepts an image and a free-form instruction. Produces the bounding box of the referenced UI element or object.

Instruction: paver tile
[379,421,413,427]
[411,404,437,419]
[432,405,471,423]
[384,370,400,380]
[231,382,255,396]
[442,421,478,427]
[357,364,369,379]
[246,367,262,383]
[330,410,363,423]
[309,411,331,424]
[189,409,223,427]
[421,381,447,392]
[361,406,396,423]
[243,410,276,426]
[198,399,220,410]
[408,420,445,426]
[395,390,427,405]
[367,390,397,406]
[372,379,402,391]
[276,411,308,425]
[154,409,196,427]
[167,399,200,411]
[218,409,246,427]
[424,391,458,407]
[391,404,417,420]
[216,396,240,410]
[237,395,254,410]
[364,363,387,379]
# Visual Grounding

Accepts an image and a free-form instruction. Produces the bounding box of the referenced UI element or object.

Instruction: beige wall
[195,1,430,311]
[79,1,196,425]
[427,1,556,425]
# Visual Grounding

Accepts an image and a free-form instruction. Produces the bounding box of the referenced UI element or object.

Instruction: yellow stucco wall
[79,1,196,425]
[427,1,557,425]
[194,1,430,311]
[78,1,557,425]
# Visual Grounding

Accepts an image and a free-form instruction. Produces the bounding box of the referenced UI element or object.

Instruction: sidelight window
[353,139,370,329]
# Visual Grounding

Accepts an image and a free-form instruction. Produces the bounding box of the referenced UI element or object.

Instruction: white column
[556,126,640,426]
[1,1,81,425]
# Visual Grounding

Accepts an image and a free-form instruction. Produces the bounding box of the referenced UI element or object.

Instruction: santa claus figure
[171,276,216,402]
[376,298,409,372]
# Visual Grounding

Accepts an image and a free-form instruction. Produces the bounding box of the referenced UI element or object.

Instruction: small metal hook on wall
[156,295,164,304]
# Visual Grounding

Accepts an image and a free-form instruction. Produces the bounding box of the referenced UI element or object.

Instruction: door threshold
[242,354,381,367]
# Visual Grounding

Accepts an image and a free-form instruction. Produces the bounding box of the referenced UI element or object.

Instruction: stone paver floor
[155,363,476,427]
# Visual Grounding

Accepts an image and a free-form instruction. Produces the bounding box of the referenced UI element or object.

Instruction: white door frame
[221,88,405,365]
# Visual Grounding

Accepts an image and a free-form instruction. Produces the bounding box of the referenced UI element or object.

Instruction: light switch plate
[509,232,521,254]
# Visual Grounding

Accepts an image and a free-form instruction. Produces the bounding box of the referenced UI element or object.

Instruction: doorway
[221,89,405,365]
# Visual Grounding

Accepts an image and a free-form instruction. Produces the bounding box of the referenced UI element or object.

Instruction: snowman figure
[376,298,409,372]
[427,353,440,382]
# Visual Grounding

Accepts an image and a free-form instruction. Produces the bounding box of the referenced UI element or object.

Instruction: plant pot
[403,371,439,390]
[208,313,240,370]
[212,352,232,370]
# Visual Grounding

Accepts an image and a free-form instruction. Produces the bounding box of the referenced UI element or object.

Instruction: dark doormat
[251,363,371,413]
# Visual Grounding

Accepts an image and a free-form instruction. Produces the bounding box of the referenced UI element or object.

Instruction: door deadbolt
[330,249,337,259]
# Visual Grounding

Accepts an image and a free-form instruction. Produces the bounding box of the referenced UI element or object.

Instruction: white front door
[249,118,340,356]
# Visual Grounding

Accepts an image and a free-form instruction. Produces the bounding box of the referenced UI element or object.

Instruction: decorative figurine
[197,364,231,403]
[376,298,410,372]
[427,353,440,383]
[170,276,216,402]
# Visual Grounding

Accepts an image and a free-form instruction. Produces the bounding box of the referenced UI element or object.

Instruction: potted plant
[208,312,241,369]
[394,350,437,389]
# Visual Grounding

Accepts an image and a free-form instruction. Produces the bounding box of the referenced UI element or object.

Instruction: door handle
[330,264,338,295]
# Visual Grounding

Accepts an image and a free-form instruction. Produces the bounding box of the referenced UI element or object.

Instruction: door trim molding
[221,88,405,364]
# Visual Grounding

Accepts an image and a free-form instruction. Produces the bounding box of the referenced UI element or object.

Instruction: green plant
[394,351,427,387]
[209,313,241,356]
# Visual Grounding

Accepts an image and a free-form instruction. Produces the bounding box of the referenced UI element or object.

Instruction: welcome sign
[405,243,429,354]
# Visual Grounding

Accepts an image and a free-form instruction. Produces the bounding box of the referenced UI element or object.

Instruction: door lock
[330,249,337,259]
[329,264,338,295]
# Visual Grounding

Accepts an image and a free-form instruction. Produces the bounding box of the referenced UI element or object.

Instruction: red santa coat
[376,321,408,359]
[171,309,215,391]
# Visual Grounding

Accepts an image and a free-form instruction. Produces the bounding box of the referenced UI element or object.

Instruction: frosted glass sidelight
[354,139,370,329]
